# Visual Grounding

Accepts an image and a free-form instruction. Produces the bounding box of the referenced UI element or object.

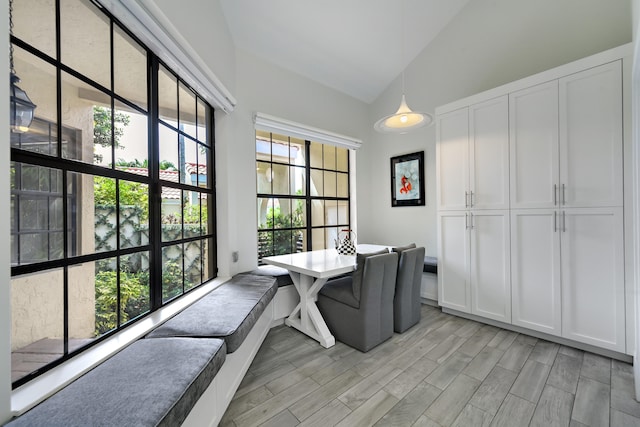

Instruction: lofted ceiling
[219,0,471,104]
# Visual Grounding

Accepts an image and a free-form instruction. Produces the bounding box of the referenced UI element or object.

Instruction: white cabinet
[437,96,511,322]
[436,108,469,211]
[469,211,511,323]
[510,81,559,209]
[511,209,562,335]
[510,61,623,209]
[469,98,510,210]
[437,211,470,312]
[559,61,623,208]
[511,207,625,351]
[437,96,509,211]
[437,48,628,355]
[561,208,625,352]
[437,210,511,323]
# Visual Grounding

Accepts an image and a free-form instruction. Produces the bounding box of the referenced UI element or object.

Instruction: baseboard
[420,298,438,307]
[442,307,632,363]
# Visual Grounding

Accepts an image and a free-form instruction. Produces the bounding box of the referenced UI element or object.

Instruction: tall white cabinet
[437,96,511,324]
[436,46,629,354]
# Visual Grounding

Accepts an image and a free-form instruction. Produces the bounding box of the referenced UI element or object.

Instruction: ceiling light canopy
[374,94,432,133]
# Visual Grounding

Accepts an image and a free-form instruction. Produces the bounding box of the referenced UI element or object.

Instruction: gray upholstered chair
[317,251,398,352]
[392,245,426,333]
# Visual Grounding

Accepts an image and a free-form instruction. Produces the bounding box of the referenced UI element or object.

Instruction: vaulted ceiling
[219,0,471,103]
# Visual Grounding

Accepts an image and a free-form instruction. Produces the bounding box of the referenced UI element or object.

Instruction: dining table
[262,244,388,348]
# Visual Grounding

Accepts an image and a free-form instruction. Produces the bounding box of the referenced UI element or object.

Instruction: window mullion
[148,55,162,311]
[305,141,312,251]
[9,0,216,387]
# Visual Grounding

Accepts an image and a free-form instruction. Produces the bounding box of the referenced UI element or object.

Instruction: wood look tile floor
[220,305,640,427]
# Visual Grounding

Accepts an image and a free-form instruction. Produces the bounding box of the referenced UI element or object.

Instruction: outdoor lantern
[10,72,36,134]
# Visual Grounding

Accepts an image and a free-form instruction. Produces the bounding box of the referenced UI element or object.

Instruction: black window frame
[10,0,217,388]
[256,132,351,260]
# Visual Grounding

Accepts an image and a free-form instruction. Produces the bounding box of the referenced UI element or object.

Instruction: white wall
[151,0,238,278]
[227,49,368,275]
[360,0,633,256]
[152,3,368,277]
[153,0,236,95]
[632,0,640,400]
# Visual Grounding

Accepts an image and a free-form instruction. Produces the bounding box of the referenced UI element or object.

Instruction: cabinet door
[469,96,509,210]
[469,210,511,323]
[510,81,559,209]
[561,207,625,352]
[437,211,470,312]
[437,108,469,211]
[559,61,623,208]
[511,209,561,335]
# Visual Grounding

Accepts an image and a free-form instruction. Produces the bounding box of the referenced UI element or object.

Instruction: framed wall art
[390,151,425,207]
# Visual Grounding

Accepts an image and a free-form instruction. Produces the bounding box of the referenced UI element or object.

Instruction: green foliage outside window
[94,176,149,221]
[93,106,131,164]
[94,266,149,336]
[259,200,305,258]
[93,106,151,335]
[92,106,206,334]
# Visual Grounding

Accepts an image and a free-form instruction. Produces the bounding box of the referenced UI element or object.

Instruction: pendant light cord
[9,0,15,75]
[401,0,405,96]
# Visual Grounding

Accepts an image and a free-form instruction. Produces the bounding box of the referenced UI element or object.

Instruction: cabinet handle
[465,191,469,208]
[553,211,557,232]
[470,191,474,208]
[562,211,566,232]
[562,184,566,205]
[553,184,557,206]
[470,213,474,229]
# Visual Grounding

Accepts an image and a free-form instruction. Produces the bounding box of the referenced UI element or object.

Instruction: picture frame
[390,151,425,207]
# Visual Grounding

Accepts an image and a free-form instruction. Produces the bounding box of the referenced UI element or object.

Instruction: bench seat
[423,256,437,274]
[7,337,226,427]
[147,274,278,353]
[243,265,294,287]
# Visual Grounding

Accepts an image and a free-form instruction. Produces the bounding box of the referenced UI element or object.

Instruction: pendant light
[9,0,36,134]
[374,0,432,134]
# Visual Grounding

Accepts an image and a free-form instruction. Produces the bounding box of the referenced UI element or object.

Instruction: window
[10,0,216,387]
[256,131,350,260]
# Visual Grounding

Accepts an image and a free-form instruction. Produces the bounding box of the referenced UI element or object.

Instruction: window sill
[11,276,231,417]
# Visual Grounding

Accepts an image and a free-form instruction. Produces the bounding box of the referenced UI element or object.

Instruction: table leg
[285,272,335,348]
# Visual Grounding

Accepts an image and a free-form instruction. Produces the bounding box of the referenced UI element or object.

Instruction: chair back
[393,246,425,332]
[317,251,398,352]
[359,252,399,342]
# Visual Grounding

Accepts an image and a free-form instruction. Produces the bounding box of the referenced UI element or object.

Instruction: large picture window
[256,131,350,260]
[10,0,216,387]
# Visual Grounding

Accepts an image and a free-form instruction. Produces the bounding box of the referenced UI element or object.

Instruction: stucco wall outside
[11,61,96,350]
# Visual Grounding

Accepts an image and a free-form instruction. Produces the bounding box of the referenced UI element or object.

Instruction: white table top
[262,245,389,279]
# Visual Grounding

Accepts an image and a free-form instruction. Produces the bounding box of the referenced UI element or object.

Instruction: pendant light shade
[374,0,432,134]
[374,94,433,133]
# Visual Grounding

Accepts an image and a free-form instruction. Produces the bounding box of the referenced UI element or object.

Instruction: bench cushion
[244,265,293,287]
[146,274,278,353]
[424,256,437,274]
[7,337,226,427]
